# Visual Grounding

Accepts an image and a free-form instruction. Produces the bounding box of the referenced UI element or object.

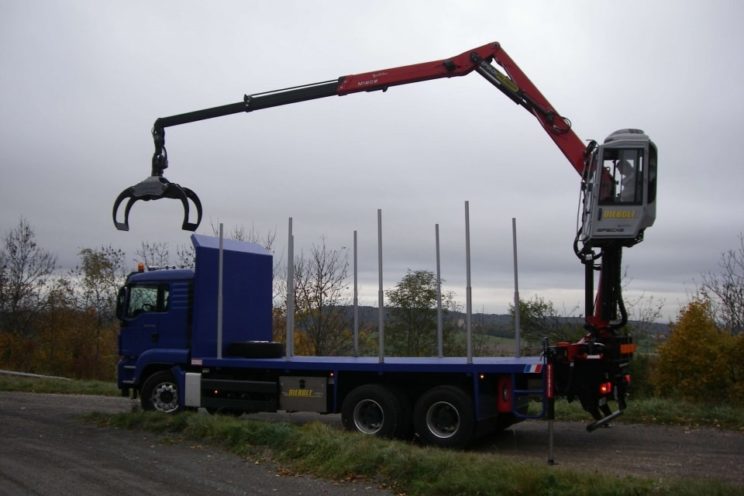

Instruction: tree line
[1,217,743,406]
[0,219,486,379]
[0,219,123,378]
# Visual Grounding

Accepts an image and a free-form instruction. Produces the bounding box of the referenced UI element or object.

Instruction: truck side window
[127,284,169,317]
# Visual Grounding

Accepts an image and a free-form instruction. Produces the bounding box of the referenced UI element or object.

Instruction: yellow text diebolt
[603,210,636,219]
[288,389,314,398]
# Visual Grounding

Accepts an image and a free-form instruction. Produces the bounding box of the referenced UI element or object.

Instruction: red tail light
[599,382,613,395]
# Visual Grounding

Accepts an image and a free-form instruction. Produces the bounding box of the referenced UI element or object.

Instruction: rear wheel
[141,370,181,413]
[414,385,474,448]
[341,384,409,439]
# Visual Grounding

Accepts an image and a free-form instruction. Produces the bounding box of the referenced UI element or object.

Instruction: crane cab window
[598,148,644,206]
[127,284,169,317]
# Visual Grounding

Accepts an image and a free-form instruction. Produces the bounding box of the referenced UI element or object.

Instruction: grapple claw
[112,187,136,231]
[180,186,203,231]
[112,176,202,232]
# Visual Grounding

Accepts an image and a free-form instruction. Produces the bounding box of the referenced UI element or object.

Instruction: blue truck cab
[116,234,274,407]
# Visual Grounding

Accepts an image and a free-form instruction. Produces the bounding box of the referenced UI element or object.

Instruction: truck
[112,42,657,447]
[118,234,542,447]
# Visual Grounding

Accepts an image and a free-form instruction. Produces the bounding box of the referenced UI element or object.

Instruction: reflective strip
[620,343,637,354]
[524,364,543,373]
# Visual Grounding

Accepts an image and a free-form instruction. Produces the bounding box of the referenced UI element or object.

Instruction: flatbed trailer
[185,355,547,448]
[117,234,561,448]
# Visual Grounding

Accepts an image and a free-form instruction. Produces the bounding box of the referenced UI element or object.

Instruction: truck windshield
[127,284,169,317]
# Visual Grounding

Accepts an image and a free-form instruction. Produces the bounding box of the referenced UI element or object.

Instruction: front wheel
[414,385,474,448]
[141,370,181,413]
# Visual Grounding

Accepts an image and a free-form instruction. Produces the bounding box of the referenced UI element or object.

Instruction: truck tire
[141,370,181,413]
[225,341,284,358]
[341,384,408,439]
[413,385,474,448]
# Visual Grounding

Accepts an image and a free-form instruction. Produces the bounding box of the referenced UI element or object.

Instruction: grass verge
[0,373,118,396]
[555,398,744,431]
[87,410,740,496]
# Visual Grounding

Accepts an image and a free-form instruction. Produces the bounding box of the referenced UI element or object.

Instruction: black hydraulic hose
[611,279,628,331]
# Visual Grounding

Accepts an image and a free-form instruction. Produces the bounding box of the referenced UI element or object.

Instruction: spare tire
[225,340,284,358]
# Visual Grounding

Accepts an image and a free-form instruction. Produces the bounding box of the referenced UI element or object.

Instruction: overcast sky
[2,0,742,321]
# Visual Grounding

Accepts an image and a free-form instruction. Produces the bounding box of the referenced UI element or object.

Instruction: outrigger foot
[586,409,623,432]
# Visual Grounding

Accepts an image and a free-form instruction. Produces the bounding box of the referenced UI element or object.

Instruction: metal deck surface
[197,354,544,374]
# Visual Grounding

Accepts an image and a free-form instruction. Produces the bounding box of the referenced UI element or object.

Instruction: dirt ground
[0,392,392,496]
[250,407,744,487]
[478,420,744,485]
[1,391,742,494]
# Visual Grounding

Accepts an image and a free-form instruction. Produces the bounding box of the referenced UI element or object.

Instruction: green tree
[385,270,463,356]
[653,298,741,403]
[509,295,583,353]
[386,270,438,356]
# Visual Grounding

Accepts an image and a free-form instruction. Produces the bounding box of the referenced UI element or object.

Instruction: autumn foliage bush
[0,309,118,380]
[653,299,744,405]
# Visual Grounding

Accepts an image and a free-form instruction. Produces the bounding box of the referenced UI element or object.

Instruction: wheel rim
[425,400,460,439]
[150,382,179,413]
[352,398,384,435]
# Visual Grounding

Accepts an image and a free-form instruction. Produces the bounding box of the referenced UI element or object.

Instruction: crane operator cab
[579,129,657,248]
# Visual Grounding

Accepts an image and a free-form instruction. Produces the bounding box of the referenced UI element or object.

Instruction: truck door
[119,281,191,356]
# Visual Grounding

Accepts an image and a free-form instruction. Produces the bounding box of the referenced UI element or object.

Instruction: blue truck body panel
[191,234,273,358]
[197,355,542,374]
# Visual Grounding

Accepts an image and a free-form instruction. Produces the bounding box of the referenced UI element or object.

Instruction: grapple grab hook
[112,175,202,232]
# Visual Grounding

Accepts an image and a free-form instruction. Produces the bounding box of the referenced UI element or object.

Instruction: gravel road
[476,419,744,485]
[1,391,742,495]
[0,392,391,496]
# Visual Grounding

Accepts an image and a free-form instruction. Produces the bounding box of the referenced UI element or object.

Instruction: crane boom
[113,42,594,234]
[338,42,588,174]
[128,42,587,185]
